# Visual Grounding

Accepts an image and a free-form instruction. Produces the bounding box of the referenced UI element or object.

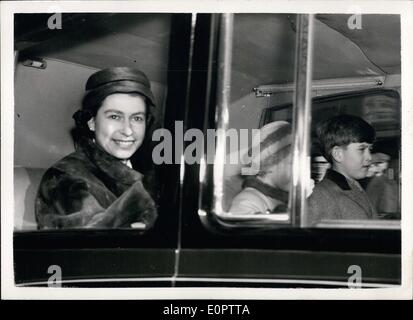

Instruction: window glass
[201,13,299,226]
[266,89,401,229]
[202,14,401,230]
[306,14,401,229]
[14,13,172,230]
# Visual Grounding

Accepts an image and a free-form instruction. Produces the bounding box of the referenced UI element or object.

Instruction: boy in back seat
[307,114,377,226]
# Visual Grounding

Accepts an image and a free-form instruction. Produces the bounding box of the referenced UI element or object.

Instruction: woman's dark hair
[316,114,376,163]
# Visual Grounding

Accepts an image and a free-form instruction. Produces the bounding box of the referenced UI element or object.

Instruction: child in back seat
[229,121,294,214]
[307,114,377,226]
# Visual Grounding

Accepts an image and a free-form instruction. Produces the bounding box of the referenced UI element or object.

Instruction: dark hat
[83,67,156,110]
[73,67,156,127]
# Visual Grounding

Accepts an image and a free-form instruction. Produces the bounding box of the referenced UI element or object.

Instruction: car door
[13,13,195,287]
[175,13,401,288]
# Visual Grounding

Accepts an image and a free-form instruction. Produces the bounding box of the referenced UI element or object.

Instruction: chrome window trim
[290,14,314,228]
[314,219,401,230]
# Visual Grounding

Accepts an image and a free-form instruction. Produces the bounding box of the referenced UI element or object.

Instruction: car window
[198,13,300,227]
[199,13,401,230]
[265,89,401,229]
[307,14,401,229]
[13,13,173,231]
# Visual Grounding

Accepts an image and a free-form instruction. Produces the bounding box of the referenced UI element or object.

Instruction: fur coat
[307,169,377,226]
[35,137,157,229]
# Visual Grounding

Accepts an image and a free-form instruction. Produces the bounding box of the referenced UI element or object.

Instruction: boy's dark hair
[316,114,375,163]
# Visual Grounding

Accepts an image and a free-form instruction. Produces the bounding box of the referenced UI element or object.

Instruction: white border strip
[400,0,413,299]
[1,0,16,299]
[1,0,409,14]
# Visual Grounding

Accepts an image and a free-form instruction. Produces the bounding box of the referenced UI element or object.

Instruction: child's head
[317,114,375,180]
[244,121,292,190]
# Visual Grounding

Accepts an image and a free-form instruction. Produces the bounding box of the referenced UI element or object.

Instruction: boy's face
[334,142,372,180]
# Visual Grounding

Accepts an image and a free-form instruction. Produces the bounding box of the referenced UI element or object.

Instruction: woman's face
[88,93,147,160]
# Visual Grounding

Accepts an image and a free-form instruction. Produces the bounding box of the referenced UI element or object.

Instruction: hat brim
[83,80,156,112]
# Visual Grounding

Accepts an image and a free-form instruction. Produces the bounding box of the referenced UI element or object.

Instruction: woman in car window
[35,67,158,229]
[229,121,293,214]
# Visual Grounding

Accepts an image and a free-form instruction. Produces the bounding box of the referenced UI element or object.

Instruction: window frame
[197,14,315,229]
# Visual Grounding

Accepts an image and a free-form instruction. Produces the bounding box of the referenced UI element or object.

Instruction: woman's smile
[113,139,136,146]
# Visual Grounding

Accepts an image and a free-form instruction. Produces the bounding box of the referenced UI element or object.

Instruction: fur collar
[78,137,143,185]
[53,137,144,197]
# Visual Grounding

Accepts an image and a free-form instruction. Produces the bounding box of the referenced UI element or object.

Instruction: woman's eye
[109,114,120,120]
[133,116,144,122]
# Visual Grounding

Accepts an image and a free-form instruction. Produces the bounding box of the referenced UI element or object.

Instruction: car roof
[15,14,400,92]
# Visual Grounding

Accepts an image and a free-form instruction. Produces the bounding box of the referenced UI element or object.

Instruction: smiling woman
[35,67,158,229]
[88,93,147,162]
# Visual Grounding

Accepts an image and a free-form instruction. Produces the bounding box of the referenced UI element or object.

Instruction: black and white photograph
[1,0,412,301]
